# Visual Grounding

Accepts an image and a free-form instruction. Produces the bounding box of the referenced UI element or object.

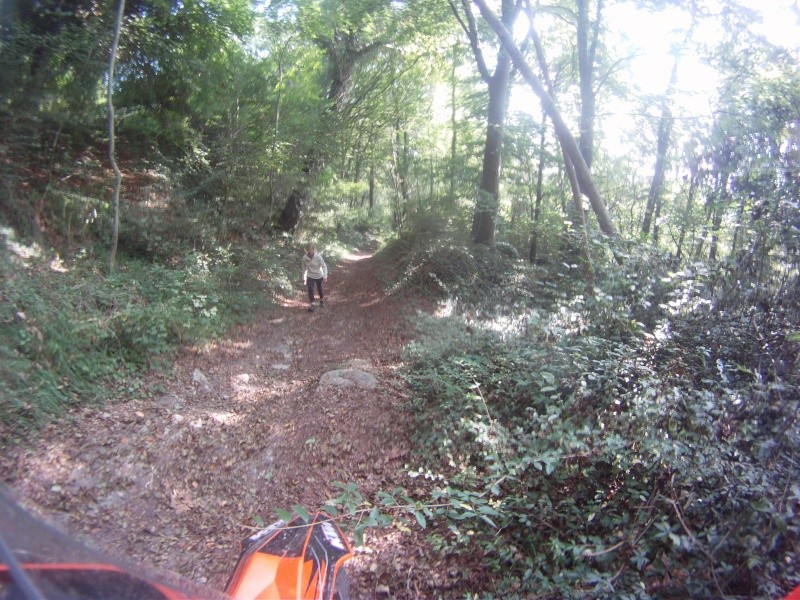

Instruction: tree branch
[450,0,491,83]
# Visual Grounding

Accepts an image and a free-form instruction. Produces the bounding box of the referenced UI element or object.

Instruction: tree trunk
[702,171,729,262]
[642,55,680,238]
[107,0,126,272]
[529,120,547,263]
[675,160,698,262]
[472,53,512,244]
[449,43,458,206]
[729,194,748,259]
[368,164,375,215]
[452,0,521,245]
[390,127,409,230]
[642,109,672,238]
[708,205,723,261]
[577,0,602,170]
[277,185,306,233]
[652,189,663,245]
[563,149,595,284]
[403,130,411,205]
[708,182,728,262]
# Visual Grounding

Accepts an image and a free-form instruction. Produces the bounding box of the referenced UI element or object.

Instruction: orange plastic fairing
[225,514,351,600]
[226,554,324,600]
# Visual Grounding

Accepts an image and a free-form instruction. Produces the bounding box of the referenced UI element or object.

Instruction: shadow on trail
[0,247,431,595]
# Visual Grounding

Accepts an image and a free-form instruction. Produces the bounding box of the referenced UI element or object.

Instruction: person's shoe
[319,300,324,308]
[308,303,316,312]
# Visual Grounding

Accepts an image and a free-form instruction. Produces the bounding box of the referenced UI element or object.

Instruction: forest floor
[0,245,477,598]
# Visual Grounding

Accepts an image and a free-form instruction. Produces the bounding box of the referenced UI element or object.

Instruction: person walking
[302,243,328,312]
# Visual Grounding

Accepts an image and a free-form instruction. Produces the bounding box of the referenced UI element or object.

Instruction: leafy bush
[0,239,117,436]
[398,260,799,598]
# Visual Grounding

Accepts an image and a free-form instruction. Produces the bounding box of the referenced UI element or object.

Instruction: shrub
[0,240,116,436]
[399,262,799,598]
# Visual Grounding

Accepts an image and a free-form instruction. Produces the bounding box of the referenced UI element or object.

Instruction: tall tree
[108,0,126,271]
[640,64,678,241]
[576,0,603,170]
[526,3,595,278]
[528,115,548,263]
[641,22,694,240]
[474,0,617,237]
[451,0,523,245]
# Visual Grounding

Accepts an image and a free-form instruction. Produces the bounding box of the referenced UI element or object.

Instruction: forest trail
[0,246,448,597]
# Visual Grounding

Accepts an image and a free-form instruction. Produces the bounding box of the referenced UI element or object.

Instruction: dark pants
[307,277,324,303]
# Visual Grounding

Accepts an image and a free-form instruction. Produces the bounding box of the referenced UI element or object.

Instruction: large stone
[318,368,378,390]
[192,369,210,390]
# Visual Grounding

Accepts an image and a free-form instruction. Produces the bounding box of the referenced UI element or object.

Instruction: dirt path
[0,247,450,597]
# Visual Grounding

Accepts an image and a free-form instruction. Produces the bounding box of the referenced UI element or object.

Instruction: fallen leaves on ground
[0,247,482,598]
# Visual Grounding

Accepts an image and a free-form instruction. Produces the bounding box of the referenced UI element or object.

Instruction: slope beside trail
[0,246,468,597]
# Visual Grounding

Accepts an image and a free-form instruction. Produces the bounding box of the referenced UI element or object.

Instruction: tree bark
[708,182,727,262]
[277,185,306,232]
[449,43,459,206]
[675,159,698,262]
[529,118,547,263]
[563,150,596,284]
[390,127,409,230]
[641,109,672,238]
[472,51,512,244]
[368,164,375,215]
[642,56,680,238]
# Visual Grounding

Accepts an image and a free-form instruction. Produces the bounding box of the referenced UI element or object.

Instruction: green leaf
[541,371,556,385]
[275,508,293,523]
[292,505,311,523]
[353,526,365,546]
[377,491,397,506]
[320,504,338,517]
[480,514,498,528]
[367,507,380,527]
[478,505,501,516]
[415,511,427,529]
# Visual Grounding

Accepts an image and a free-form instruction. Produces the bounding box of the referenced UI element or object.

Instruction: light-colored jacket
[302,252,328,280]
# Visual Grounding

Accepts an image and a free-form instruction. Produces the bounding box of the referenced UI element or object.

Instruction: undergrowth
[0,227,296,443]
[353,233,800,599]
[373,227,544,309]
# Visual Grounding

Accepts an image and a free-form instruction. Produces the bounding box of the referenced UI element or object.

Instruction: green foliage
[0,225,294,441]
[0,235,117,436]
[278,481,430,548]
[393,249,799,598]
[0,0,112,150]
